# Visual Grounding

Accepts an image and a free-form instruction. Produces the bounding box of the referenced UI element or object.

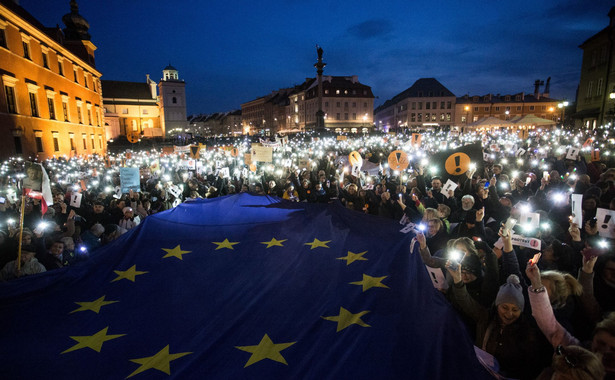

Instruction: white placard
[442,179,458,198]
[566,147,580,160]
[351,164,361,177]
[596,208,615,239]
[519,212,540,230]
[425,266,448,290]
[571,194,583,227]
[511,234,542,250]
[251,146,273,163]
[493,238,504,250]
[70,192,82,208]
[516,148,526,157]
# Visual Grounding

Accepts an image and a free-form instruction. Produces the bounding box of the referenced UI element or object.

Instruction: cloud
[346,19,394,40]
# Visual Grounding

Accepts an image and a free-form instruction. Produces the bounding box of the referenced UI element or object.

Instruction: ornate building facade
[0,0,105,159]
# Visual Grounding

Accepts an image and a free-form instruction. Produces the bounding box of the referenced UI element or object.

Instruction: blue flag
[0,194,490,379]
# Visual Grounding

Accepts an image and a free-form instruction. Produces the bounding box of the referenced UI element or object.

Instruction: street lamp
[557,101,569,127]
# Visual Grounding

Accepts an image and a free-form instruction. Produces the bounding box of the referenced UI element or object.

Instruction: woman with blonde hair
[536,345,605,380]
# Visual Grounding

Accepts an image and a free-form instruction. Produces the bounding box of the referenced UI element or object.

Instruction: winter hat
[495,274,525,310]
[461,254,483,279]
[122,207,133,214]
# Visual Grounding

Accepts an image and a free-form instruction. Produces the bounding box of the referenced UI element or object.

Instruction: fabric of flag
[0,194,490,379]
[430,142,484,181]
[23,163,53,215]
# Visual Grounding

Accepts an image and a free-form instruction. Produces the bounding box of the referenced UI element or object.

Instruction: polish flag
[24,164,53,215]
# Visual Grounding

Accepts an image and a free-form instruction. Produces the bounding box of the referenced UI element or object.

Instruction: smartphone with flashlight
[484,182,490,189]
[0,196,5,204]
[448,249,466,271]
[543,171,550,181]
[502,218,517,237]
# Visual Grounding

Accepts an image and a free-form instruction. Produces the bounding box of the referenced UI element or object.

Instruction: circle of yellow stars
[62,236,390,376]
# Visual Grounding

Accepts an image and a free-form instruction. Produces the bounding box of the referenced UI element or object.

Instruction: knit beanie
[495,274,525,310]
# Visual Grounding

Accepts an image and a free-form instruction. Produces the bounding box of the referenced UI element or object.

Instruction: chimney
[351,75,358,83]
[534,79,543,99]
[543,77,551,98]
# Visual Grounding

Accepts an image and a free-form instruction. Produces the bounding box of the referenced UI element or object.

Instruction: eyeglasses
[555,345,576,368]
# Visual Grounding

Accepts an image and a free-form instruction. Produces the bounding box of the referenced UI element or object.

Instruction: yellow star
[162,245,191,260]
[212,238,240,250]
[61,327,125,354]
[322,307,371,332]
[349,274,390,292]
[70,295,118,314]
[235,334,296,368]
[304,238,331,249]
[261,238,287,248]
[336,251,368,265]
[127,345,192,378]
[111,265,148,283]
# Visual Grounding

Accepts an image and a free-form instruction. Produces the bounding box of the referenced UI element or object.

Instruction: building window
[484,107,489,111]
[29,92,38,117]
[344,102,348,108]
[172,97,177,104]
[411,102,416,110]
[597,78,604,96]
[425,113,430,120]
[440,113,445,121]
[505,106,510,111]
[95,108,100,126]
[4,85,17,114]
[87,105,92,125]
[74,69,79,83]
[529,106,535,111]
[77,105,83,124]
[447,101,452,109]
[52,134,59,152]
[461,116,467,123]
[22,41,30,59]
[35,136,43,152]
[62,100,69,122]
[91,135,95,149]
[417,114,422,122]
[344,113,348,120]
[0,28,6,48]
[98,135,103,149]
[474,107,479,111]
[58,60,64,76]
[426,102,430,109]
[516,106,521,111]
[473,116,478,122]
[142,109,148,115]
[418,102,423,110]
[42,53,49,69]
[69,135,75,150]
[324,102,328,107]
[446,113,451,121]
[47,97,55,120]
[586,81,593,98]
[336,113,340,120]
[82,135,87,150]
[122,108,128,114]
[352,113,356,120]
[541,106,546,111]
[495,106,500,111]
[84,74,88,88]
[411,113,416,122]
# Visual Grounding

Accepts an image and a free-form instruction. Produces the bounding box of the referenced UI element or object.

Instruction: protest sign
[596,208,615,239]
[251,146,273,163]
[571,194,583,227]
[119,167,141,194]
[511,234,541,250]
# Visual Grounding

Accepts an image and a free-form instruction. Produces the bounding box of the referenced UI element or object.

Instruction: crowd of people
[0,126,614,379]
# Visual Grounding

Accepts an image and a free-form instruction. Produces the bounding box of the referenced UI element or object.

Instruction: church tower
[158,64,187,136]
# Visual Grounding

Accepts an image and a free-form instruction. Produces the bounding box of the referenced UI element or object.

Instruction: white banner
[511,234,541,250]
[596,208,615,239]
[571,194,583,227]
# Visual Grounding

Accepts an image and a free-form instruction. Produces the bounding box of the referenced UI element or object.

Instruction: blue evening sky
[22,0,611,115]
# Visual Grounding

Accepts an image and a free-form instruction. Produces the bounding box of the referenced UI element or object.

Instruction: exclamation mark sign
[603,215,612,229]
[454,155,461,173]
[396,152,401,162]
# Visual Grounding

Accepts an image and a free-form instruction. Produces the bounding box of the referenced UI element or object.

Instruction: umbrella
[466,116,513,128]
[510,114,556,126]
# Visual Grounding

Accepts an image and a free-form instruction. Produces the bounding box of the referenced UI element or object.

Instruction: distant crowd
[0,128,614,379]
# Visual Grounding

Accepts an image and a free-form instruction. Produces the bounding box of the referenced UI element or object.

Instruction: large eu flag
[0,194,490,379]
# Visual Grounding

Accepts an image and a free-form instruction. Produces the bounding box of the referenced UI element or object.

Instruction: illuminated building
[101,75,161,140]
[188,110,241,137]
[242,76,374,135]
[158,65,187,136]
[0,0,105,159]
[455,79,561,132]
[576,7,614,128]
[374,78,455,132]
[288,76,374,133]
